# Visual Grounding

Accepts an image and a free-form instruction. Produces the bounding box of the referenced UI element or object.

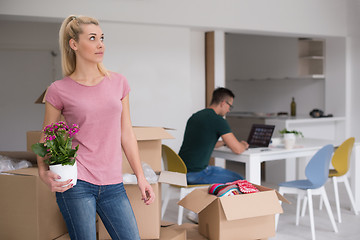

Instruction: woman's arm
[121,95,155,205]
[37,102,73,192]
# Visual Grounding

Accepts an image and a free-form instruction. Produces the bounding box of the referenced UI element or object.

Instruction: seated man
[179,87,249,185]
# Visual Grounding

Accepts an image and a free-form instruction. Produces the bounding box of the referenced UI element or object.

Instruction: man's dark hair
[210,87,235,105]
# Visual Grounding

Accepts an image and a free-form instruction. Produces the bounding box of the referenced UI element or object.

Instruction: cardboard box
[35,88,48,104]
[98,171,186,240]
[178,185,289,240]
[121,126,174,173]
[160,223,207,240]
[27,130,42,152]
[0,166,67,240]
[53,233,71,240]
[0,150,37,164]
[160,224,186,240]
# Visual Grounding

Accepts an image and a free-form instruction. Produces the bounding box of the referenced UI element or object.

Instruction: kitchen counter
[227,113,346,141]
[227,112,345,123]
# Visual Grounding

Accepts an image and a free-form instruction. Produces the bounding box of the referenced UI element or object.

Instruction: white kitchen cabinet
[227,114,345,142]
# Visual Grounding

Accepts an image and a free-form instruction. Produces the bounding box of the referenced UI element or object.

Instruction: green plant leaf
[279,128,304,137]
[31,143,48,157]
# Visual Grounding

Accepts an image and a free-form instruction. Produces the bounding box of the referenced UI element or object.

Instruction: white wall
[325,37,347,117]
[348,0,360,139]
[227,78,325,116]
[100,22,205,151]
[225,34,326,116]
[0,20,205,152]
[0,20,62,151]
[0,0,347,37]
[226,34,298,81]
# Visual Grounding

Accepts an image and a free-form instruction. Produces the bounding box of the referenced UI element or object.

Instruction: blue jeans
[186,165,244,184]
[56,180,140,240]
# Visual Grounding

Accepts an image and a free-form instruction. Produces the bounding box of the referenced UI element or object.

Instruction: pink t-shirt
[45,72,130,185]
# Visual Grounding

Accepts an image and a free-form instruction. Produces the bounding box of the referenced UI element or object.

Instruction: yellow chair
[326,137,358,222]
[161,144,209,225]
[305,138,359,223]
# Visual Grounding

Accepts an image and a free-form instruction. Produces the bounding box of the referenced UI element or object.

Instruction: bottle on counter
[291,97,296,117]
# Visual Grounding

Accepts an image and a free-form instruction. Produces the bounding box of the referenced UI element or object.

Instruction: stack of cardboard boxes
[0,151,67,240]
[1,127,191,240]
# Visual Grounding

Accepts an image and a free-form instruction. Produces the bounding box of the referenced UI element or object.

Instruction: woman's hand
[137,176,155,205]
[39,169,73,192]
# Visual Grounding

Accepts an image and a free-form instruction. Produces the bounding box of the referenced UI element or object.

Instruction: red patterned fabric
[226,180,259,194]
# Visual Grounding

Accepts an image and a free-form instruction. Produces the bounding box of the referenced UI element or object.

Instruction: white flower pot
[283,133,296,149]
[49,161,77,186]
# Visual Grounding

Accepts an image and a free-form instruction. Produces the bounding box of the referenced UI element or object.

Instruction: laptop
[246,124,275,148]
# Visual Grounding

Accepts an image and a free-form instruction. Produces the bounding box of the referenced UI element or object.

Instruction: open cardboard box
[122,126,174,173]
[34,88,48,104]
[178,184,289,240]
[0,163,67,240]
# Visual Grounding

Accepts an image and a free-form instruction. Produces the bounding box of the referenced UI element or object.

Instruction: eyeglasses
[225,101,233,110]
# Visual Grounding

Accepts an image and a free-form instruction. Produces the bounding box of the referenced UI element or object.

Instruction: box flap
[133,127,174,140]
[0,151,37,163]
[161,221,177,227]
[219,190,283,221]
[162,223,206,240]
[178,223,206,240]
[5,167,39,176]
[158,171,187,187]
[254,184,291,204]
[160,225,186,240]
[178,188,217,213]
[35,88,48,104]
[275,191,291,204]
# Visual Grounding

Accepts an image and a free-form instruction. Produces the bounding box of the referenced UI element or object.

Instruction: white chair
[161,145,209,225]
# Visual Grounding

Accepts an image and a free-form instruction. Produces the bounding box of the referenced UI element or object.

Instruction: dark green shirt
[179,108,231,172]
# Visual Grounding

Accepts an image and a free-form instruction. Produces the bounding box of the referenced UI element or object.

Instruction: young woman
[36,15,155,240]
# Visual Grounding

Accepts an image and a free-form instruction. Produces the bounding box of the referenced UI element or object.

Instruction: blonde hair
[59,15,108,77]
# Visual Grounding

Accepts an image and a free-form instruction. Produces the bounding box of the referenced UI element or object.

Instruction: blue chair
[303,138,358,223]
[275,144,338,240]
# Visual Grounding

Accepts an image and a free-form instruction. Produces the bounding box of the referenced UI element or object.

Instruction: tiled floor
[161,162,360,240]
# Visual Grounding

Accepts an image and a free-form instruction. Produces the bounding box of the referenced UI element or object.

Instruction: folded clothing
[208,179,259,197]
[217,185,241,197]
[208,183,241,197]
[226,179,260,194]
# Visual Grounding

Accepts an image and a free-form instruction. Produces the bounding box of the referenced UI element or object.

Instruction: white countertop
[227,112,345,123]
